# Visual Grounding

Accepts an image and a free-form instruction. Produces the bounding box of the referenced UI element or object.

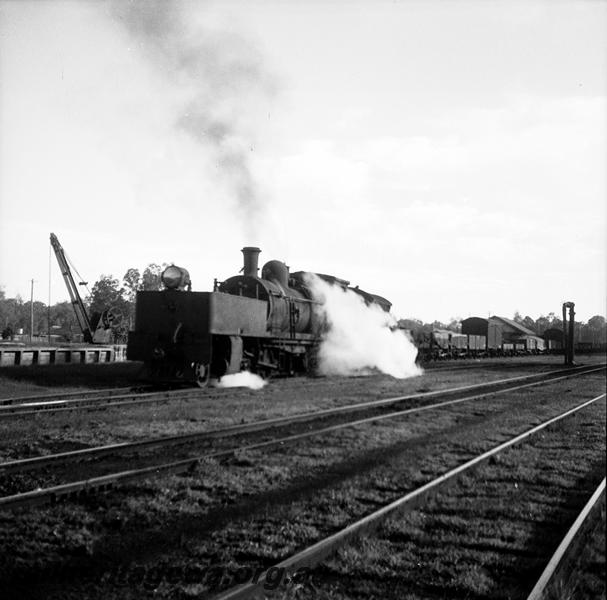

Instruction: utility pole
[48,247,52,345]
[30,279,35,343]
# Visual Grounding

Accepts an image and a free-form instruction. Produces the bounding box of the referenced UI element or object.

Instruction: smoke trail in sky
[217,371,267,390]
[306,274,422,379]
[111,0,275,238]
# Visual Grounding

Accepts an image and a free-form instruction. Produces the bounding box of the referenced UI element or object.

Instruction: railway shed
[462,316,546,353]
[489,316,545,352]
[460,317,488,336]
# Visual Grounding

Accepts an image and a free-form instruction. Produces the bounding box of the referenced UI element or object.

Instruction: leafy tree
[583,315,607,346]
[22,300,48,335]
[535,315,550,334]
[397,318,424,330]
[447,318,461,332]
[122,268,141,302]
[87,275,131,343]
[0,295,23,331]
[141,264,165,291]
[88,276,124,315]
[522,316,536,332]
[587,315,606,330]
[49,301,80,341]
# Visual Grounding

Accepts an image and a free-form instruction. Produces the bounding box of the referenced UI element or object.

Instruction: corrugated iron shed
[461,317,488,336]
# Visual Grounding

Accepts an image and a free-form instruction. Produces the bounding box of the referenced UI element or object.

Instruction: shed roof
[461,317,489,336]
[489,315,536,336]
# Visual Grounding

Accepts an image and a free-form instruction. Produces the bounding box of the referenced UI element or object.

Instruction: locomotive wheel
[193,363,210,388]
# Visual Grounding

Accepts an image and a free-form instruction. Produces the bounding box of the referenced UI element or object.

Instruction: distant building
[488,316,545,352]
[461,317,488,337]
[461,316,545,353]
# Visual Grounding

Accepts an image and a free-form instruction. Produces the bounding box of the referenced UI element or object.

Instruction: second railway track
[0,363,604,511]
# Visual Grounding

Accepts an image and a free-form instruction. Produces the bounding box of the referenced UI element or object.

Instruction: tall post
[562,301,575,365]
[48,246,52,345]
[562,303,567,363]
[30,279,34,343]
[567,302,575,365]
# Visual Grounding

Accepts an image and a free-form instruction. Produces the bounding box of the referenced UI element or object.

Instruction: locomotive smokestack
[242,247,261,278]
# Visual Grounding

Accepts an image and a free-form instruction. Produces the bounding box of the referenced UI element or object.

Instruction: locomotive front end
[127,263,267,385]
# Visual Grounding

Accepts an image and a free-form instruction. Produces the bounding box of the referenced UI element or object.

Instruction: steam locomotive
[127,247,391,386]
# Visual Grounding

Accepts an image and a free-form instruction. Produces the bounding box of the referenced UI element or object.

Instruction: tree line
[1,269,606,346]
[0,264,167,344]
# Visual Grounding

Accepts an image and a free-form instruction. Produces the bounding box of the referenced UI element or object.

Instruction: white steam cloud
[216,371,267,390]
[306,275,422,379]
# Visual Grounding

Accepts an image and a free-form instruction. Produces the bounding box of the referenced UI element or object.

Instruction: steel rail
[1,365,604,476]
[211,393,606,600]
[0,386,136,406]
[0,362,602,418]
[0,372,604,511]
[0,387,227,418]
[526,477,606,600]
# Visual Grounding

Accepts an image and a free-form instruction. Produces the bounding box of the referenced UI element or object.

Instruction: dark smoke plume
[111,1,275,236]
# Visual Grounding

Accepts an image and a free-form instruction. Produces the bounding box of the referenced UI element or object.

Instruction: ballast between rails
[211,393,606,600]
[0,366,604,511]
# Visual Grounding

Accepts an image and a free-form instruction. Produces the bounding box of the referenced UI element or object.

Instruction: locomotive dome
[261,260,289,288]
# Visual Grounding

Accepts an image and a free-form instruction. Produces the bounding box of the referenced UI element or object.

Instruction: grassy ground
[305,407,605,599]
[554,498,606,600]
[0,362,144,398]
[0,354,603,400]
[1,356,604,461]
[0,369,604,599]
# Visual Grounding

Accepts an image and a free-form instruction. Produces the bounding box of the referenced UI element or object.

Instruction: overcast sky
[1,0,605,323]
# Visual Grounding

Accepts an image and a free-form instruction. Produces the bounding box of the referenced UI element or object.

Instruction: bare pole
[30,279,34,343]
[48,245,52,345]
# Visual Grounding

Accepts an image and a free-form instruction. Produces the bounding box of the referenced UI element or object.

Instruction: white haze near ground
[306,275,422,379]
[216,371,267,390]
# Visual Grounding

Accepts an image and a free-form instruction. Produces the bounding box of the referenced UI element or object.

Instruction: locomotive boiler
[127,247,391,386]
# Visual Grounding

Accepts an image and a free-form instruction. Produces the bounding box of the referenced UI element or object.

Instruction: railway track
[0,386,137,406]
[211,393,606,600]
[0,364,603,511]
[1,366,604,599]
[526,478,605,600]
[2,359,602,418]
[0,385,230,418]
